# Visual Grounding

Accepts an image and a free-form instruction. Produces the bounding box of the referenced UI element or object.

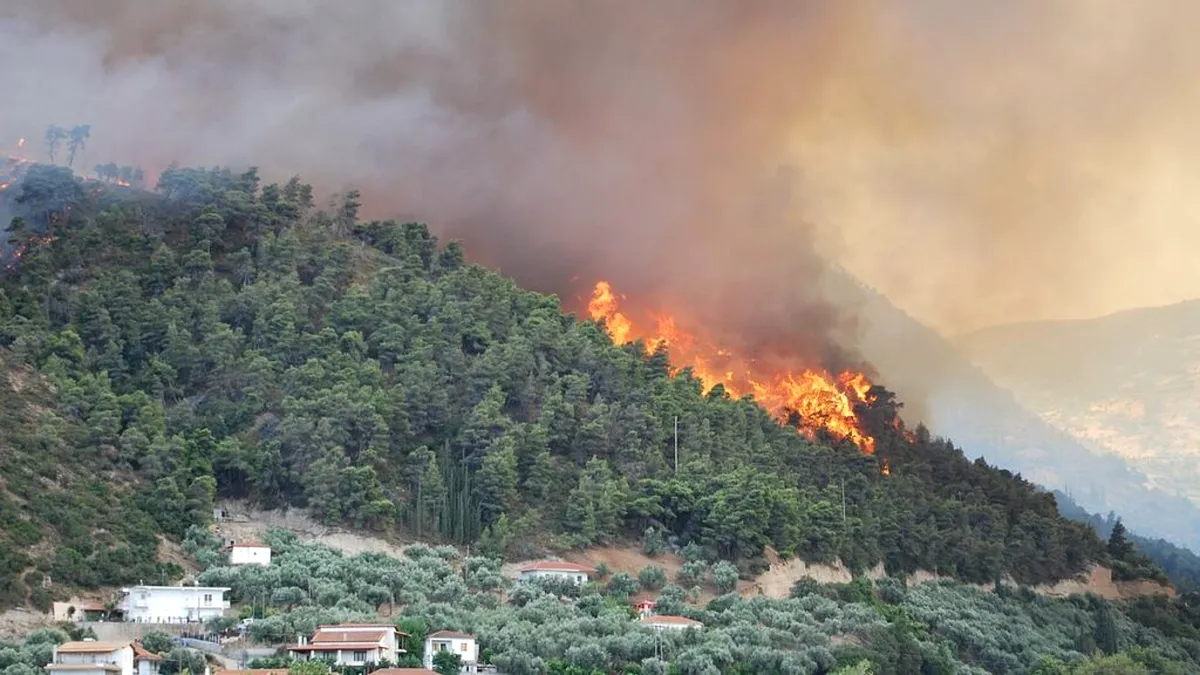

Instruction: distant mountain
[955,301,1200,508]
[824,270,1200,551]
[1054,489,1200,591]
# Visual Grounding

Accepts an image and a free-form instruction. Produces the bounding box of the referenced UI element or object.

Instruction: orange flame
[587,281,879,454]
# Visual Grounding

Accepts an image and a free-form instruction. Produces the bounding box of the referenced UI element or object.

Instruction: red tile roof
[230,542,270,549]
[289,643,385,652]
[311,629,388,644]
[518,561,596,574]
[131,643,163,662]
[56,642,130,653]
[427,630,474,640]
[640,615,702,626]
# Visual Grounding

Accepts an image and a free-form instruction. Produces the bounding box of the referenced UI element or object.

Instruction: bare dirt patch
[0,607,53,639]
[214,500,415,560]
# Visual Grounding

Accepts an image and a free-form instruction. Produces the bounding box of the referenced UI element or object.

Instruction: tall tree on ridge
[43,125,67,165]
[66,125,91,168]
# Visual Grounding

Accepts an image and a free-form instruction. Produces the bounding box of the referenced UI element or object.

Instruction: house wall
[136,659,159,675]
[518,570,588,585]
[120,588,230,623]
[644,621,698,631]
[229,547,271,566]
[423,638,477,668]
[293,647,383,666]
[56,646,134,675]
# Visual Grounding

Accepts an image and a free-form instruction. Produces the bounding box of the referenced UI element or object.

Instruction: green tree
[432,650,462,675]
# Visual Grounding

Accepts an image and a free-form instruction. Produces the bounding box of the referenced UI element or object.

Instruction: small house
[227,542,272,567]
[640,615,703,631]
[132,641,163,675]
[47,640,135,675]
[288,623,408,666]
[423,631,478,673]
[517,561,596,586]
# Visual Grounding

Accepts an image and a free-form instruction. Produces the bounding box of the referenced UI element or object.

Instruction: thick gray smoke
[3,0,1199,341]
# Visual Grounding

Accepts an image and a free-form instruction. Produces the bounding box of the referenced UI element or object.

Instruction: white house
[227,542,272,566]
[517,561,596,586]
[118,585,231,623]
[640,615,703,631]
[288,623,408,667]
[47,640,135,675]
[132,642,163,675]
[423,631,478,673]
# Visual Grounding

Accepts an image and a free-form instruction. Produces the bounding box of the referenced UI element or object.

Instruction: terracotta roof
[131,643,163,662]
[518,561,596,574]
[74,601,106,611]
[318,623,405,631]
[311,628,388,644]
[57,642,130,653]
[47,665,122,672]
[288,643,386,652]
[640,615,702,626]
[370,670,437,675]
[427,630,474,640]
[230,542,270,549]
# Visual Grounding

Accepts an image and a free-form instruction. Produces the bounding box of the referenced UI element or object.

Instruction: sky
[2,0,1199,337]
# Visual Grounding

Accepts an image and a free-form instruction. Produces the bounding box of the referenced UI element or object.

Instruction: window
[202,594,212,605]
[351,652,367,663]
[460,642,468,652]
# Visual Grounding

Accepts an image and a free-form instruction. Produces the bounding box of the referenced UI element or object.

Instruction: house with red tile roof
[423,631,478,673]
[287,623,408,667]
[517,560,596,586]
[47,641,135,675]
[639,614,703,631]
[131,641,163,675]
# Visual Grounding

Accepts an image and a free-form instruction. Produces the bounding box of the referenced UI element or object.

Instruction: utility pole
[841,477,846,526]
[673,416,679,473]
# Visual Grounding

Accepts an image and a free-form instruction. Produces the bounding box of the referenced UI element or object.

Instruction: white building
[47,641,134,675]
[640,615,703,631]
[423,631,478,673]
[288,623,407,667]
[132,642,163,675]
[118,585,231,623]
[228,542,272,566]
[517,561,595,586]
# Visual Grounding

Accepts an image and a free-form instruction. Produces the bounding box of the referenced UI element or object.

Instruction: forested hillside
[0,163,1161,612]
[1054,491,1200,592]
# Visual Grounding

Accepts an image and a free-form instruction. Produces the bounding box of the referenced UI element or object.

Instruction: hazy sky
[2,0,1199,337]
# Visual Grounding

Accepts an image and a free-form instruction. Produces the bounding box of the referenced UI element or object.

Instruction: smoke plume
[3,0,1199,343]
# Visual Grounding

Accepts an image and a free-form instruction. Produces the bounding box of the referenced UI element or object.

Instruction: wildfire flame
[587,281,880,454]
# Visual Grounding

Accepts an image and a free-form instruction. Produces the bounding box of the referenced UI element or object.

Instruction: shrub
[638,565,667,591]
[643,527,667,557]
[606,572,638,598]
[712,560,739,593]
[676,560,707,588]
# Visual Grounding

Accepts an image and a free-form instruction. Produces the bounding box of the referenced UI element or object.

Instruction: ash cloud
[2,0,1199,347]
